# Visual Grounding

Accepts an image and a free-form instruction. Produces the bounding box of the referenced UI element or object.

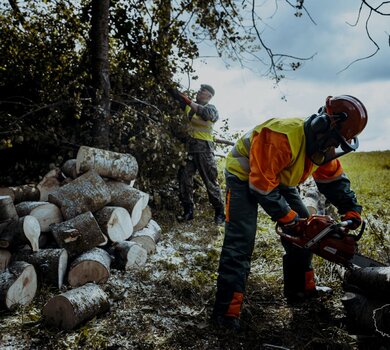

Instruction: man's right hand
[167,87,192,107]
[178,92,192,106]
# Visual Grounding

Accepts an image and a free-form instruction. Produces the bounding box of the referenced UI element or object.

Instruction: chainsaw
[276,215,387,269]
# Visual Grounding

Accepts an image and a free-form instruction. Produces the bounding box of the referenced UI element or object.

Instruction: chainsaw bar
[349,252,388,268]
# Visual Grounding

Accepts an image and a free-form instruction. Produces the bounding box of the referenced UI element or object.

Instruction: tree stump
[13,248,68,289]
[15,201,63,232]
[76,145,138,182]
[131,220,161,255]
[37,168,62,201]
[68,247,111,287]
[42,283,110,330]
[0,184,40,204]
[0,261,37,310]
[50,211,106,257]
[48,170,111,220]
[0,195,18,221]
[61,159,78,179]
[0,249,11,271]
[109,241,147,270]
[341,291,390,335]
[94,206,133,242]
[133,206,152,232]
[106,181,149,227]
[343,266,390,300]
[0,215,41,252]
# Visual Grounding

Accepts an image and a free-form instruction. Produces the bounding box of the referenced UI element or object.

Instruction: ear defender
[311,114,330,134]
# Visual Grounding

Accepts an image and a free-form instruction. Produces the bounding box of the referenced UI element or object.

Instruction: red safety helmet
[309,95,368,165]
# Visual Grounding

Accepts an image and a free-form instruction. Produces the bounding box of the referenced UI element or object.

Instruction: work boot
[286,285,333,305]
[211,314,241,332]
[214,209,225,225]
[177,204,194,222]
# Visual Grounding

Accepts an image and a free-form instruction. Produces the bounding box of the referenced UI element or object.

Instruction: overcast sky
[177,0,390,152]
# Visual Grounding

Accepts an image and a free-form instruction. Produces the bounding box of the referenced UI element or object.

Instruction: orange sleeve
[249,128,292,194]
[313,159,344,182]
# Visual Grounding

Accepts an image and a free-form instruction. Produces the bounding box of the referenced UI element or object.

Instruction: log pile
[0,146,162,330]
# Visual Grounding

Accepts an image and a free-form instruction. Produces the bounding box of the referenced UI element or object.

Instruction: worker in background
[212,95,368,331]
[168,84,225,225]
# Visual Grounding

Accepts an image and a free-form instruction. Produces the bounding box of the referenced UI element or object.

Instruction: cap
[200,84,215,96]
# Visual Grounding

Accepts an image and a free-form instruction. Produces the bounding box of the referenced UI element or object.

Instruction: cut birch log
[341,291,390,335]
[50,211,106,257]
[12,248,68,289]
[0,184,40,204]
[0,261,37,310]
[131,220,161,255]
[15,202,63,232]
[133,206,152,232]
[0,215,40,252]
[37,168,62,201]
[76,145,138,182]
[94,206,133,242]
[68,248,111,287]
[0,249,11,271]
[106,181,149,227]
[61,159,78,179]
[48,170,111,220]
[109,241,147,270]
[0,195,18,221]
[42,283,110,330]
[343,266,390,301]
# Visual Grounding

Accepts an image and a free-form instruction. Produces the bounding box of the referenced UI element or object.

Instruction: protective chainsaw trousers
[213,172,315,319]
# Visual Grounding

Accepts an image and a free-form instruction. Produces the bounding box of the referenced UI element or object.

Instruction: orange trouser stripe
[305,270,316,292]
[225,189,231,223]
[225,292,243,318]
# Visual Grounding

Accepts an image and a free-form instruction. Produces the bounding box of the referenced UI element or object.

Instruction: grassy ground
[0,151,389,349]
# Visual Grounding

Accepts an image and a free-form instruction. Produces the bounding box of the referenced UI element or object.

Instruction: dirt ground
[0,206,389,350]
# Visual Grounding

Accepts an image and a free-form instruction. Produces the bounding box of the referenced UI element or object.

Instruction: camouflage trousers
[178,152,224,212]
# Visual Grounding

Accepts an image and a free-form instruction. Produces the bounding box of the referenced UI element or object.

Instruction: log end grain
[23,215,41,252]
[107,207,133,242]
[68,260,110,288]
[5,263,37,309]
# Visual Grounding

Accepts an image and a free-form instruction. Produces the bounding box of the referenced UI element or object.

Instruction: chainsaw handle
[341,220,366,241]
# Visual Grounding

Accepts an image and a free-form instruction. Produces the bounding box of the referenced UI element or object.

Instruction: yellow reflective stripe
[249,181,272,195]
[314,174,345,183]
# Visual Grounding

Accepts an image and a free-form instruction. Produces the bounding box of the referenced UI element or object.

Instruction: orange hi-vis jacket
[225,118,350,222]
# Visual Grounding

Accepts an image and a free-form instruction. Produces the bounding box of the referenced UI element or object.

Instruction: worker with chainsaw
[212,95,368,330]
[168,84,225,225]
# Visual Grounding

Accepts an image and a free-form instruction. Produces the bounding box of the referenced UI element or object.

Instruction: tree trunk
[0,184,40,204]
[106,181,149,227]
[42,283,109,330]
[343,266,390,300]
[131,219,161,255]
[0,195,18,221]
[12,248,68,289]
[133,206,152,232]
[61,159,78,179]
[0,261,37,310]
[109,241,147,270]
[37,168,62,201]
[0,215,40,251]
[68,247,111,287]
[341,291,390,335]
[48,170,111,220]
[50,211,106,257]
[90,0,111,149]
[76,146,138,182]
[94,206,133,242]
[15,201,63,232]
[0,249,11,271]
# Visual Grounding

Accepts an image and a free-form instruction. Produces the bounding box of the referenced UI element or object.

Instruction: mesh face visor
[310,129,360,165]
